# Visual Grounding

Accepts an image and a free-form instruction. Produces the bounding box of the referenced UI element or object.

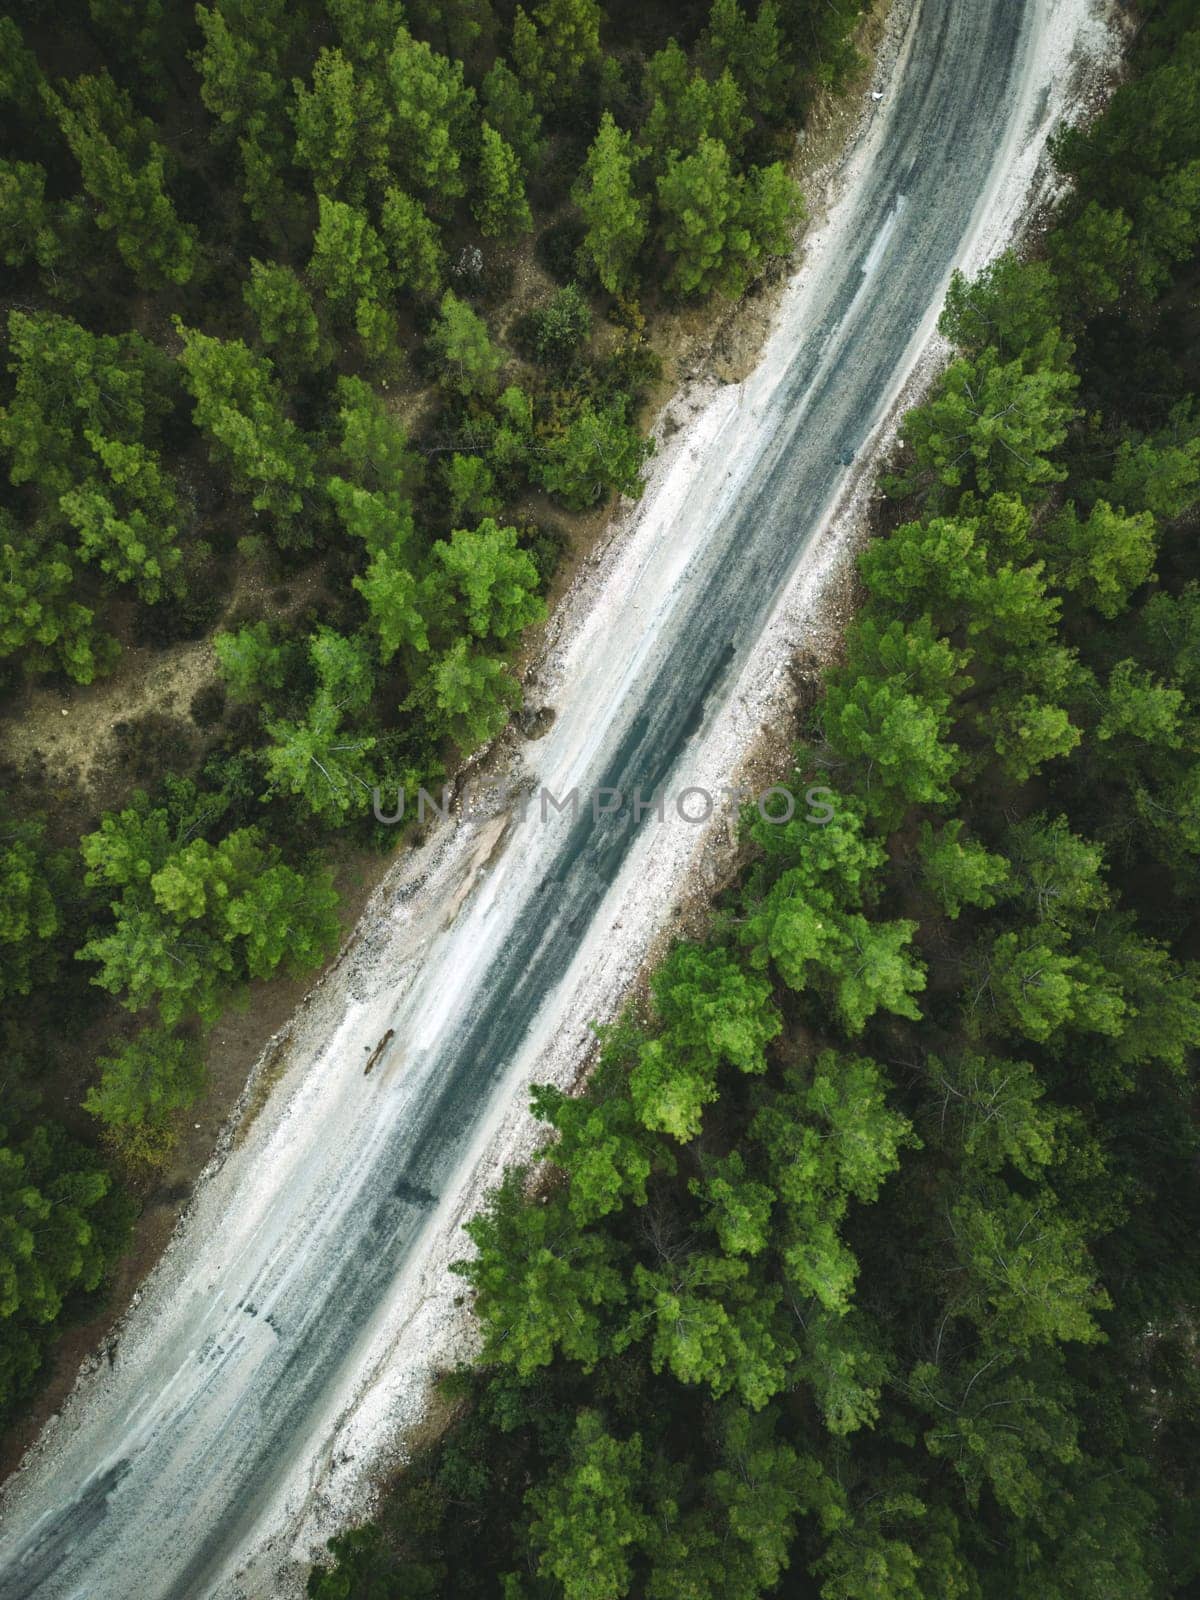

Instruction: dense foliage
[308,8,1200,1597]
[0,0,857,1430]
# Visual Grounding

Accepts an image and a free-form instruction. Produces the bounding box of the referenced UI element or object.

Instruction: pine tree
[58,477,182,603]
[44,73,196,287]
[428,291,505,395]
[1050,199,1136,311]
[441,453,501,524]
[331,375,421,502]
[917,820,1011,918]
[457,1170,627,1373]
[430,638,521,745]
[327,477,414,557]
[1047,499,1158,618]
[261,629,380,819]
[473,122,532,238]
[261,714,377,818]
[385,28,475,198]
[0,517,109,684]
[379,187,444,296]
[531,1023,673,1224]
[406,0,498,61]
[656,137,741,297]
[0,17,47,125]
[0,309,170,498]
[629,944,780,1141]
[572,112,647,293]
[702,0,789,121]
[244,258,331,376]
[940,251,1074,369]
[738,161,803,284]
[0,821,63,1003]
[432,519,545,641]
[0,160,64,272]
[86,0,171,98]
[78,814,339,1022]
[892,347,1079,501]
[513,0,603,107]
[642,41,750,169]
[657,140,800,298]
[84,1028,206,1165]
[535,397,651,508]
[524,281,592,369]
[985,687,1082,785]
[193,0,298,223]
[527,1414,651,1597]
[308,195,391,318]
[481,56,546,167]
[214,619,296,701]
[224,857,340,975]
[236,111,291,227]
[290,47,389,203]
[175,322,315,534]
[353,296,401,369]
[0,1121,130,1414]
[353,544,430,662]
[193,0,299,135]
[325,0,405,65]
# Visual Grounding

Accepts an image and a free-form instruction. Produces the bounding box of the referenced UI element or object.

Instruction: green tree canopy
[385,28,475,197]
[428,291,505,396]
[84,1027,206,1165]
[0,1121,131,1416]
[513,0,603,107]
[78,805,339,1023]
[892,347,1079,501]
[0,821,64,1003]
[43,71,196,287]
[431,519,545,641]
[572,112,648,294]
[526,1413,650,1600]
[290,46,389,202]
[473,122,532,238]
[535,397,650,508]
[244,258,331,376]
[657,139,800,297]
[379,187,443,296]
[175,321,316,533]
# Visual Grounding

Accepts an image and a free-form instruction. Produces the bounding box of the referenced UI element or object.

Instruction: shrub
[189,682,227,729]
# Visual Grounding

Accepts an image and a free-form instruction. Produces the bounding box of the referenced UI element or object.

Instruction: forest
[0,0,864,1441]
[300,3,1200,1596]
